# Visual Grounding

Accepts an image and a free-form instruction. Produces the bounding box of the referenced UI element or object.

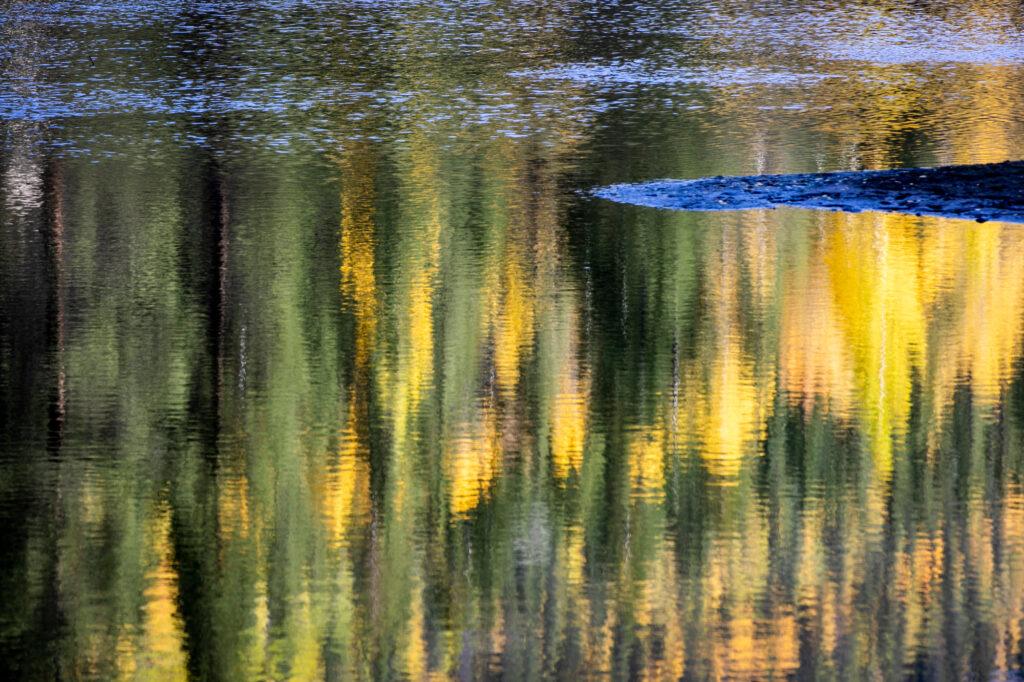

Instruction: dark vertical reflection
[173,154,226,682]
[43,159,65,454]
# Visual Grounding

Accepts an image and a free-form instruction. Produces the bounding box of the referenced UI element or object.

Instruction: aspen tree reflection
[3,0,1024,680]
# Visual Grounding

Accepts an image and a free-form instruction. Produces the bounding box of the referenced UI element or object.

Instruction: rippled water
[3,0,1024,679]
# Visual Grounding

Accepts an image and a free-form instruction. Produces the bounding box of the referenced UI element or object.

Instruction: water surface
[3,0,1024,679]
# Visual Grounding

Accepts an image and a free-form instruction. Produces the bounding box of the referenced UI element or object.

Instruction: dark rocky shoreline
[595,161,1024,223]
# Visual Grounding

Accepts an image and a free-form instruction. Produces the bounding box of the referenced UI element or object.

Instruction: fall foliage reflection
[5,0,1024,678]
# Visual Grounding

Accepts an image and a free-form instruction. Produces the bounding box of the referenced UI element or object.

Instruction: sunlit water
[3,0,1024,679]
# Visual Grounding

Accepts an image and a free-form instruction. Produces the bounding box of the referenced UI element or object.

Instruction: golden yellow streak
[339,144,379,373]
[551,304,589,482]
[448,398,500,517]
[134,508,189,682]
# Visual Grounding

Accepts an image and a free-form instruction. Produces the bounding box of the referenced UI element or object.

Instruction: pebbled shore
[595,161,1024,223]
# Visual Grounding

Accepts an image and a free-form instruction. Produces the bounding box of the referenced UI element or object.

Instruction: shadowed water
[3,0,1024,680]
[596,161,1024,223]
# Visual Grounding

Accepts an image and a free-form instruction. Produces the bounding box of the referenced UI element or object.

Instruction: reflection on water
[3,0,1024,679]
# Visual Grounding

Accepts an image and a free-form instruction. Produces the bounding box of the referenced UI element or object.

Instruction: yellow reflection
[320,397,370,548]
[339,143,379,373]
[631,544,686,681]
[217,466,251,541]
[780,247,855,417]
[127,508,188,682]
[402,577,447,681]
[678,224,775,483]
[895,531,945,664]
[778,214,1024,460]
[627,424,666,501]
[550,304,589,481]
[929,224,1024,418]
[551,385,588,481]
[493,244,537,396]
[690,342,767,480]
[448,397,500,517]
[333,139,375,545]
[381,132,442,453]
[948,68,1018,165]
[826,213,925,475]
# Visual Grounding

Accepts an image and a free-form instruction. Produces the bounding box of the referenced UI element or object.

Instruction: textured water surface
[596,161,1024,223]
[3,0,1024,680]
